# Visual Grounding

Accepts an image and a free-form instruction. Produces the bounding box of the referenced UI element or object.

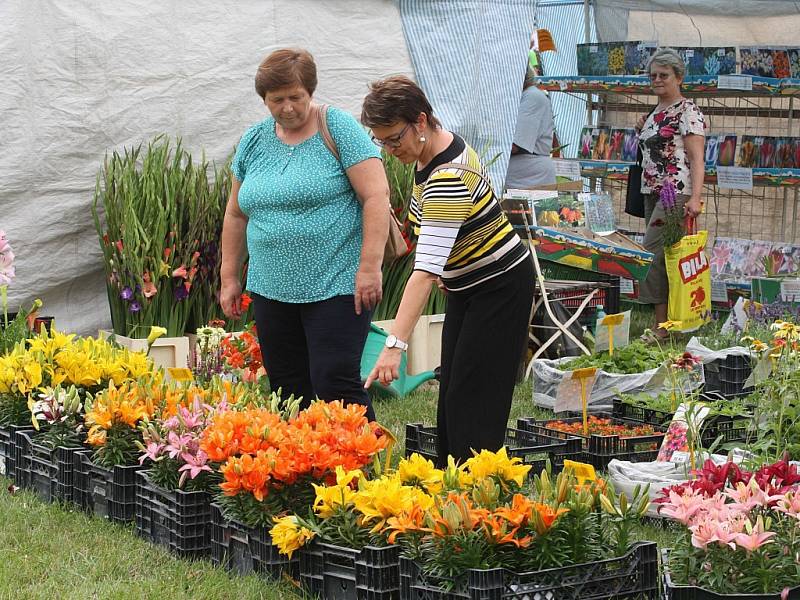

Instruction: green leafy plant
[92,136,232,337]
[561,341,666,374]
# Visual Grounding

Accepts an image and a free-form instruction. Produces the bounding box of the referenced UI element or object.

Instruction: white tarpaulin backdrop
[0,0,413,334]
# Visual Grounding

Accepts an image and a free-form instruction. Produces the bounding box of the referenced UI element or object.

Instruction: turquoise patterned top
[232,107,381,303]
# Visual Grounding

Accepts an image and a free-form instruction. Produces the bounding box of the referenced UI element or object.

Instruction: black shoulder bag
[624,107,657,218]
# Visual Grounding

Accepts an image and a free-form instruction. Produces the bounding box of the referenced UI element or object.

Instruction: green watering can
[360,323,436,398]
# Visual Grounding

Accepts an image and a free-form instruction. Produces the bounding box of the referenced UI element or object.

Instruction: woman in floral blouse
[636,48,706,340]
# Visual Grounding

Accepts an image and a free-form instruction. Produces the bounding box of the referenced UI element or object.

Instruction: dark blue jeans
[251,293,375,421]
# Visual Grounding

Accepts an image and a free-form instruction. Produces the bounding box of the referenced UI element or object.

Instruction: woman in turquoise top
[220,48,389,419]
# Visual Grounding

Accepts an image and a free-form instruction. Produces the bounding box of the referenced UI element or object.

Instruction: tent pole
[583,0,591,43]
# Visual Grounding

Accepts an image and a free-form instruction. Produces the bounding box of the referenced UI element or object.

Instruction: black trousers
[251,293,375,421]
[436,258,535,466]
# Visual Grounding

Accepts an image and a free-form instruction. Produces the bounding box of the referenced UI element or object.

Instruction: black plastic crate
[299,540,401,599]
[14,428,33,489]
[611,397,751,447]
[400,541,659,599]
[135,470,212,558]
[612,398,673,427]
[717,354,753,398]
[538,259,621,324]
[74,451,141,522]
[210,503,298,580]
[0,424,33,482]
[517,414,666,472]
[662,549,800,599]
[18,431,83,503]
[404,423,581,475]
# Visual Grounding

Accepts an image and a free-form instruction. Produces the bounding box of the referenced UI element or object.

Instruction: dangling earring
[419,135,426,143]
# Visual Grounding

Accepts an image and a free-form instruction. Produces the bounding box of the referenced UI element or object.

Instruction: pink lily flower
[659,490,705,525]
[733,516,775,553]
[165,431,193,459]
[178,450,212,487]
[690,517,722,549]
[139,441,165,465]
[775,492,800,519]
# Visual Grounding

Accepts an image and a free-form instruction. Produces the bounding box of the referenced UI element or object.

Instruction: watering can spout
[406,371,435,390]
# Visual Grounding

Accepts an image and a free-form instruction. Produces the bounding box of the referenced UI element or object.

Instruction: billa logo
[679,250,709,283]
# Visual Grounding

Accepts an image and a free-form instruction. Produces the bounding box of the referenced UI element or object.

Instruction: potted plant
[74,378,157,521]
[273,448,531,599]
[0,330,154,487]
[389,464,659,599]
[92,136,234,368]
[657,457,800,598]
[21,384,86,503]
[202,399,389,581]
[134,382,231,558]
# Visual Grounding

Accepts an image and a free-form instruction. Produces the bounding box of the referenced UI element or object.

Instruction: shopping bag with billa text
[665,219,711,332]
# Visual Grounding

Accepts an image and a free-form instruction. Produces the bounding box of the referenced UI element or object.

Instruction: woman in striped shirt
[362,76,535,465]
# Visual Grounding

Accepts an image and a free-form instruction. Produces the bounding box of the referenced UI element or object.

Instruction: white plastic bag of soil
[607,449,753,518]
[685,337,750,363]
[531,357,703,412]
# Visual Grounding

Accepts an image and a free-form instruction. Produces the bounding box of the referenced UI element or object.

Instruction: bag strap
[636,105,659,166]
[427,161,492,189]
[684,216,697,235]
[316,103,340,163]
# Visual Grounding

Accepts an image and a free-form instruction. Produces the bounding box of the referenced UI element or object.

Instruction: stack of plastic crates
[537,259,621,328]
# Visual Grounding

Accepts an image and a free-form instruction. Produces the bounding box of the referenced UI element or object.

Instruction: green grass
[0,305,680,598]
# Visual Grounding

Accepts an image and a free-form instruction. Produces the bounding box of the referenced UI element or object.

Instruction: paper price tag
[601,313,625,327]
[711,279,729,303]
[595,310,631,354]
[717,75,753,91]
[167,367,194,382]
[685,49,694,58]
[717,166,753,191]
[559,80,568,91]
[553,159,583,181]
[670,451,690,465]
[619,278,635,295]
[590,45,598,53]
[781,279,800,302]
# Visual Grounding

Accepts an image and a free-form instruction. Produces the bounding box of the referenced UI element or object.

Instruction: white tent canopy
[1,0,413,334]
[594,0,800,45]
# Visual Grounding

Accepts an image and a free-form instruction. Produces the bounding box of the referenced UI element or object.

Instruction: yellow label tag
[563,460,597,483]
[167,368,194,382]
[572,367,597,380]
[601,313,625,327]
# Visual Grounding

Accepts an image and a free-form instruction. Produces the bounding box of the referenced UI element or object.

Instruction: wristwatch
[384,334,408,351]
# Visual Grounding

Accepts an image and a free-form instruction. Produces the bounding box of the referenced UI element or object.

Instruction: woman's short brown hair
[361,75,442,130]
[255,48,317,99]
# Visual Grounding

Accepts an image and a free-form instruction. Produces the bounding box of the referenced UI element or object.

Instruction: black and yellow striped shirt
[410,136,530,291]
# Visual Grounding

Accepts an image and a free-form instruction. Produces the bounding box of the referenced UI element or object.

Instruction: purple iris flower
[129,301,142,313]
[120,286,134,301]
[174,284,189,302]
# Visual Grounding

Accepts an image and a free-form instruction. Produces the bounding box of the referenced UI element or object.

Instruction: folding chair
[520,211,596,378]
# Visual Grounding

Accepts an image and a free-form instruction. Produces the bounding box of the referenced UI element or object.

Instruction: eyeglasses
[371,123,412,149]
[649,72,672,81]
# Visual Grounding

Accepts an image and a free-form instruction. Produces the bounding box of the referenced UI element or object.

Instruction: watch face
[385,334,397,348]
